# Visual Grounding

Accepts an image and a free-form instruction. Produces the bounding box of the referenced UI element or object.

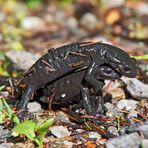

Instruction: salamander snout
[119,64,137,78]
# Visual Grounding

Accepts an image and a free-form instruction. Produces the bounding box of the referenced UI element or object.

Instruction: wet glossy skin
[14,42,136,109]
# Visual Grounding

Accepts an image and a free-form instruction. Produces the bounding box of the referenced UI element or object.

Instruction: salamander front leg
[84,60,105,94]
[17,86,34,109]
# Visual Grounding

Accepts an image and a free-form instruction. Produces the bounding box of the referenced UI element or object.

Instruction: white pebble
[27,102,42,113]
[117,99,138,111]
[50,126,71,138]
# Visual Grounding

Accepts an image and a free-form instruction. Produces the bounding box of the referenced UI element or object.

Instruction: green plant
[12,118,55,148]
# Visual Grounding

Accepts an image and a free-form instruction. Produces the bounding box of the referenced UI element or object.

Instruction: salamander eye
[105,68,112,74]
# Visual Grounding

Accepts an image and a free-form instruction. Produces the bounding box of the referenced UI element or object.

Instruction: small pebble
[80,13,99,30]
[27,102,42,113]
[21,16,45,30]
[88,132,101,140]
[108,126,119,136]
[50,126,71,138]
[76,129,84,133]
[63,141,73,148]
[66,17,78,29]
[117,99,139,111]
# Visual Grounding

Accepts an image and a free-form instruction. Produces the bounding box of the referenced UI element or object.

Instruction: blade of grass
[131,54,148,60]
[1,98,20,125]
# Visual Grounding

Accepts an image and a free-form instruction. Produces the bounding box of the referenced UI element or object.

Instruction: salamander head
[96,66,122,80]
[101,43,137,78]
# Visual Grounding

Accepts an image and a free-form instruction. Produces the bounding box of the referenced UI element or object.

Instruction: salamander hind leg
[81,87,94,115]
[17,86,35,109]
[81,87,101,115]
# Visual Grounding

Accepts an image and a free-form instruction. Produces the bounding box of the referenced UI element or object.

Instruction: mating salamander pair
[0,42,137,115]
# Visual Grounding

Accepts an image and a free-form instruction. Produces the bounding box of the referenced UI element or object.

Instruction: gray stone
[120,121,148,139]
[105,132,142,148]
[122,78,148,99]
[6,50,40,70]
